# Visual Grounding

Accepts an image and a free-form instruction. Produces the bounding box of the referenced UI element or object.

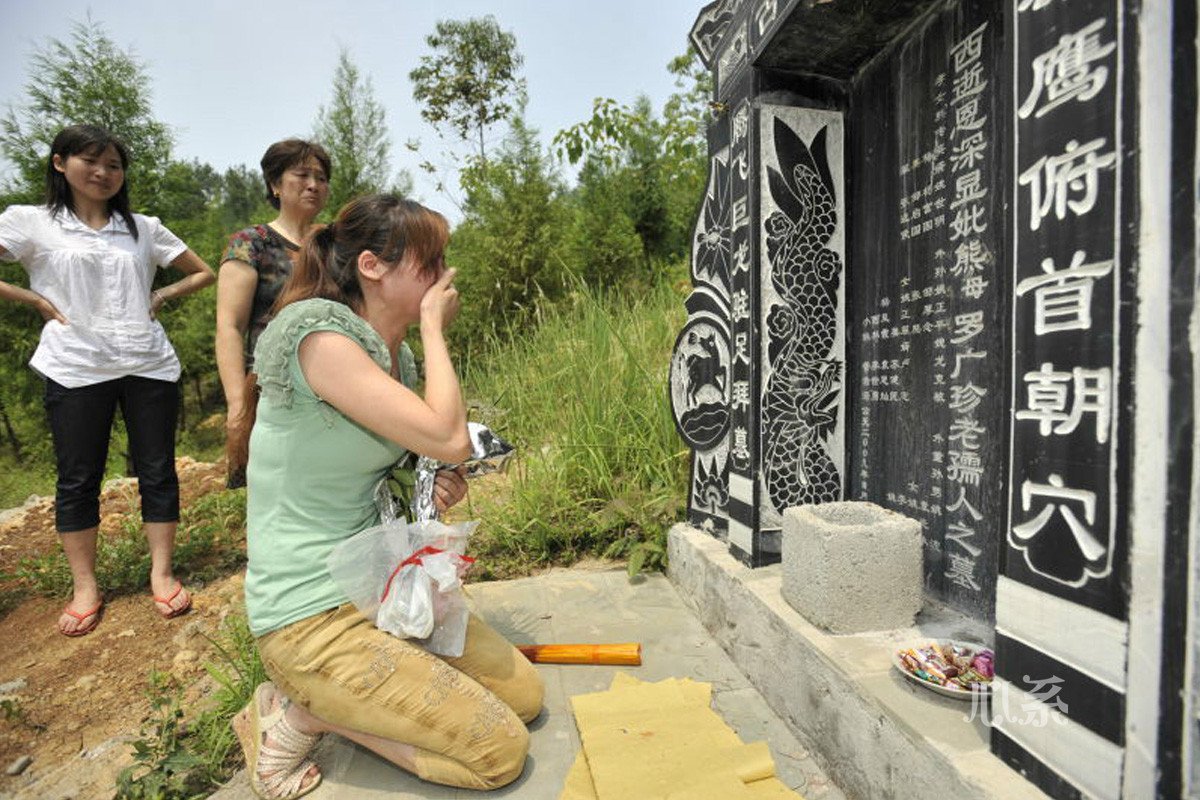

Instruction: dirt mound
[0,458,236,800]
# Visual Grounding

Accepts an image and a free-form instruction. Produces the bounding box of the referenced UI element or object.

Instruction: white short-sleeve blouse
[0,205,188,388]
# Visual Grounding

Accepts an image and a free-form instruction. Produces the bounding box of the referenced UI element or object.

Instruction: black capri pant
[44,376,180,533]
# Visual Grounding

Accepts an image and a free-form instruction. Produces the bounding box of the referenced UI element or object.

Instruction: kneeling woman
[235,194,543,799]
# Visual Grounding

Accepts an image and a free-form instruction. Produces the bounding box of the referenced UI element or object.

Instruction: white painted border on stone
[994,576,1128,693]
[1123,1,1172,797]
[1187,9,1200,792]
[992,679,1124,800]
[729,471,754,505]
[728,471,754,552]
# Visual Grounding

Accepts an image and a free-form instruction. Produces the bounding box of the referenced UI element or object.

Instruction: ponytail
[245,195,448,465]
[272,221,356,312]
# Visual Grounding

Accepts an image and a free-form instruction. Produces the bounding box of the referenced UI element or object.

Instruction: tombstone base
[667,523,1044,800]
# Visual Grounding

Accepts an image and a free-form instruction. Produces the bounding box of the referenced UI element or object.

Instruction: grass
[0,272,693,794]
[0,471,256,796]
[461,275,689,578]
[7,487,247,603]
[0,455,55,510]
[116,611,265,799]
[0,413,226,510]
[112,272,692,795]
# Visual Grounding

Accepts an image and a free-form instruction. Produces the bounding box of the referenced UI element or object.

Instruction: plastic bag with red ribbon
[326,518,479,657]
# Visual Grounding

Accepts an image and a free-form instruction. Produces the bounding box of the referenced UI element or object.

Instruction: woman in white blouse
[0,125,215,636]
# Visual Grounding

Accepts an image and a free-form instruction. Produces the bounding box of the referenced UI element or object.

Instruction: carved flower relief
[692,452,730,516]
[692,155,732,292]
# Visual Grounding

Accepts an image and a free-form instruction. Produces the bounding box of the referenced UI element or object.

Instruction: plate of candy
[893,641,994,700]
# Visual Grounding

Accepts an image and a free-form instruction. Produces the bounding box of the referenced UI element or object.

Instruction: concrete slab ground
[209,568,846,800]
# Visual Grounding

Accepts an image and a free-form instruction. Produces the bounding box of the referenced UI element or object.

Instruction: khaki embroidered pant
[257,604,544,790]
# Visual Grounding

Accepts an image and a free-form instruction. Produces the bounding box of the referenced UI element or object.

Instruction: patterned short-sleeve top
[222,224,299,367]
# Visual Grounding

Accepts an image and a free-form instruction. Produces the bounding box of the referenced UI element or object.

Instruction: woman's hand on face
[433,465,468,513]
[419,268,460,332]
[33,294,68,325]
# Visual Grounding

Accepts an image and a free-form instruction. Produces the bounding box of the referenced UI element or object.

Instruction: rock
[65,719,82,733]
[0,678,27,695]
[5,754,32,776]
[72,674,99,691]
[101,477,137,493]
[114,628,136,639]
[172,650,198,673]
[172,618,208,648]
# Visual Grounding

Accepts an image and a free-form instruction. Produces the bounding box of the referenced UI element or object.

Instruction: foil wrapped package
[379,422,514,524]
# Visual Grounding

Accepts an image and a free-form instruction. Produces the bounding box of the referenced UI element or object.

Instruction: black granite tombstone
[670,1,1196,797]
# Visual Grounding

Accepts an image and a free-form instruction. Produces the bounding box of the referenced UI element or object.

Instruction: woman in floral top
[216,139,330,487]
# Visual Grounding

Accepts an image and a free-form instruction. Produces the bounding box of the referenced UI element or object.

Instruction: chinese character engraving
[950,23,987,72]
[1013,473,1105,561]
[1016,363,1112,443]
[951,131,988,172]
[946,552,982,590]
[1015,250,1113,334]
[732,289,750,322]
[1018,138,1116,230]
[731,379,751,410]
[1018,19,1116,119]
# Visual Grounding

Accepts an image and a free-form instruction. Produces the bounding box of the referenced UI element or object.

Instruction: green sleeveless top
[243,298,418,637]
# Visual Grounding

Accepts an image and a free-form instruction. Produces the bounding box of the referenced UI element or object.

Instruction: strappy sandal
[231,682,323,800]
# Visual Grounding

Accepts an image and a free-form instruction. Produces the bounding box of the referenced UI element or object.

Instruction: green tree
[562,157,644,288]
[554,96,673,269]
[314,48,411,213]
[552,48,712,269]
[448,117,565,349]
[0,16,174,208]
[659,47,712,257]
[213,164,274,234]
[409,16,527,161]
[0,255,48,464]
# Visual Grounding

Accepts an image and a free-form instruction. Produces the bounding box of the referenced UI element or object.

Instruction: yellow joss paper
[560,752,598,800]
[559,675,805,800]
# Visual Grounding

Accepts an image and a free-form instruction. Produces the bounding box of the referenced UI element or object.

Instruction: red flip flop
[59,600,103,637]
[153,581,192,619]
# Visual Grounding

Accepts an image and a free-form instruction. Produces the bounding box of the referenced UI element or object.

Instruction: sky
[0,0,704,218]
